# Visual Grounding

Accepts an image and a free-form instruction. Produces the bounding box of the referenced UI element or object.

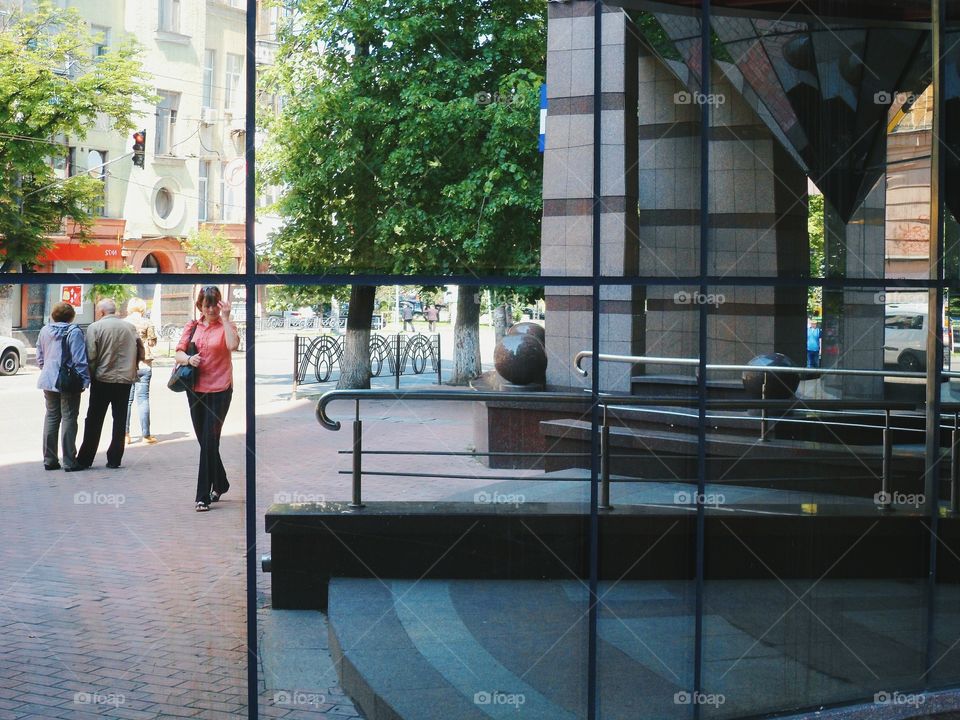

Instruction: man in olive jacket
[75,299,143,470]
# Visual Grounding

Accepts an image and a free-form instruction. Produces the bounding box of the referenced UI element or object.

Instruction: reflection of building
[510,7,960,720]
[886,89,934,280]
[543,2,946,398]
[11,0,284,332]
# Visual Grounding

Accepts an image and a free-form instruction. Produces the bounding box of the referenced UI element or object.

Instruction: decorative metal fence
[159,322,246,351]
[294,333,441,388]
[265,314,386,331]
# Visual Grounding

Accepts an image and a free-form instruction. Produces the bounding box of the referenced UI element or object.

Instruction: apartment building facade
[10,0,281,329]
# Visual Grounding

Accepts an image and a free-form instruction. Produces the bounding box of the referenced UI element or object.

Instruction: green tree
[266,285,351,314]
[85,267,137,307]
[808,193,826,316]
[260,0,545,386]
[181,226,237,273]
[0,2,155,333]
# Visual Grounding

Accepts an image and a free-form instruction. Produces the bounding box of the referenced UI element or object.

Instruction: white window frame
[85,149,107,217]
[220,160,243,222]
[225,53,243,111]
[155,91,180,156]
[202,49,216,109]
[198,160,210,222]
[158,0,180,33]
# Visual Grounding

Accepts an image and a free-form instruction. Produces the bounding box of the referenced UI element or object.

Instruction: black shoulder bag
[56,325,84,394]
[168,322,199,393]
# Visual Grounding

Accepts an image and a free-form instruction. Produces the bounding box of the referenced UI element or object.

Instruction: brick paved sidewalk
[0,419,248,718]
[0,349,520,719]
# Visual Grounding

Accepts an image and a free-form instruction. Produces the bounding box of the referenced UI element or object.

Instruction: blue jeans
[126,366,152,435]
[807,351,820,368]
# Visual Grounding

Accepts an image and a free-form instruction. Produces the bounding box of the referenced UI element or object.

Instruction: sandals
[210,490,222,503]
[195,501,210,512]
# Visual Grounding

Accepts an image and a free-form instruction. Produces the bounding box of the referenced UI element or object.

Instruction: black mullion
[245,0,258,718]
[588,2,603,718]
[925,0,946,687]
[694,1,711,717]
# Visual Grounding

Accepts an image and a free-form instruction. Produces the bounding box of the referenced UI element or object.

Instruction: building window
[158,0,180,33]
[155,91,180,155]
[220,160,243,222]
[258,4,283,40]
[198,160,210,222]
[84,149,107,217]
[91,25,109,58]
[202,49,215,109]
[225,53,243,111]
[52,146,75,180]
[155,187,174,219]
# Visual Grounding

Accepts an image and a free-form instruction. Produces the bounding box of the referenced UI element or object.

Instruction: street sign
[60,285,83,311]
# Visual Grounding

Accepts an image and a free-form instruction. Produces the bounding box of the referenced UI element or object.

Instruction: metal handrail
[314,388,960,512]
[316,389,926,426]
[573,351,960,379]
[316,389,591,430]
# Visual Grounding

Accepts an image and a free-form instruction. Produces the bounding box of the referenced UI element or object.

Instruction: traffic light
[132,129,146,168]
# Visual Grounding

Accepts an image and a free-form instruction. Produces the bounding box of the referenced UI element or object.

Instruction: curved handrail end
[574,350,591,377]
[315,392,343,431]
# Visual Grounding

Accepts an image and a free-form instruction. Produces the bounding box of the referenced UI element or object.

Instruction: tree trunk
[337,285,376,389]
[450,287,482,385]
[0,284,13,337]
[493,302,512,345]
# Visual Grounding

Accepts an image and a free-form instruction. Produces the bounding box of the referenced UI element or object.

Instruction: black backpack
[56,325,84,394]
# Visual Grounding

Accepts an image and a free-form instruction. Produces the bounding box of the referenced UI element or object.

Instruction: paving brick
[0,348,472,718]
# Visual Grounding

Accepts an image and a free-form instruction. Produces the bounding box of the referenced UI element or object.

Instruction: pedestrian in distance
[401,302,415,333]
[175,286,240,512]
[124,297,158,445]
[36,302,90,471]
[75,298,143,470]
[807,318,822,368]
[424,304,439,333]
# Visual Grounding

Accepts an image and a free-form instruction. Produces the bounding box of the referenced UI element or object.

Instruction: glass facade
[2,1,960,719]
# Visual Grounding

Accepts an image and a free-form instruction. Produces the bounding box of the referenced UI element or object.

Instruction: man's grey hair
[98,298,117,315]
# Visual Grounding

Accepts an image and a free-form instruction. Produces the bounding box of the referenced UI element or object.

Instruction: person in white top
[124,297,158,444]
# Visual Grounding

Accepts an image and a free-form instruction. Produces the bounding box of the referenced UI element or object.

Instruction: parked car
[884,302,951,371]
[0,336,25,376]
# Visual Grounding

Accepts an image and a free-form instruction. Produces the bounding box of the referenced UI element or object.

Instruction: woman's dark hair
[195,285,222,310]
[51,302,76,323]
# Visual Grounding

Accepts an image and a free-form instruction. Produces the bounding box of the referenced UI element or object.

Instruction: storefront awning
[39,242,121,263]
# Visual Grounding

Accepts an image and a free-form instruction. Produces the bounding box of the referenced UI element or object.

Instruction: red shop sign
[40,242,121,263]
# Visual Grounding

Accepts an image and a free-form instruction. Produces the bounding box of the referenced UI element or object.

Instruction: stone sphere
[741,353,800,399]
[495,333,547,386]
[507,321,545,344]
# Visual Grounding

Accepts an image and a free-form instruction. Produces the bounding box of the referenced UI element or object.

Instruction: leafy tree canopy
[85,267,137,306]
[266,284,351,313]
[182,226,237,273]
[808,193,825,316]
[260,0,545,277]
[0,1,156,271]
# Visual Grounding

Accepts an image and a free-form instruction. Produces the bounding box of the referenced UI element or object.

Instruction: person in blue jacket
[806,318,822,368]
[36,302,90,471]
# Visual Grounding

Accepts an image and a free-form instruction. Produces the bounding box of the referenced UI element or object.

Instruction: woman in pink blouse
[175,286,240,512]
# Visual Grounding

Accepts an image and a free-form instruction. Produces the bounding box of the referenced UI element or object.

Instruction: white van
[884,301,951,371]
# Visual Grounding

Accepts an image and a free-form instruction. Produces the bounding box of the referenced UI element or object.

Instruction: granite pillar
[542,2,640,392]
[822,178,887,398]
